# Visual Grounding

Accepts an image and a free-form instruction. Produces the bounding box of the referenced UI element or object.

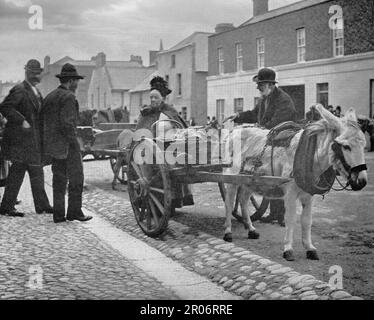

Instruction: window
[236,43,243,72]
[218,48,224,74]
[216,99,225,124]
[171,55,176,68]
[333,17,344,57]
[104,92,107,109]
[177,73,182,96]
[139,94,143,107]
[234,98,244,113]
[317,83,329,108]
[257,37,265,69]
[297,28,306,62]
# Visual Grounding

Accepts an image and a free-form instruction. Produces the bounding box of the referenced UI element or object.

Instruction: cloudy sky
[0,0,300,81]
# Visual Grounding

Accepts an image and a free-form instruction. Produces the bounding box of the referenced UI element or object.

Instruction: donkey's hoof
[306,250,320,261]
[248,230,260,240]
[283,250,295,261]
[223,233,233,243]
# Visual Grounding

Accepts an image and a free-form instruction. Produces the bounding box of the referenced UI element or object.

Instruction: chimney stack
[44,56,50,73]
[253,0,269,17]
[215,23,235,34]
[130,55,143,66]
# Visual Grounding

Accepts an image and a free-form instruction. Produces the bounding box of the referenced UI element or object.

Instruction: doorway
[280,85,305,120]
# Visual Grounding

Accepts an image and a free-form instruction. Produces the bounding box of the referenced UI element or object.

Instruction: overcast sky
[0,0,300,81]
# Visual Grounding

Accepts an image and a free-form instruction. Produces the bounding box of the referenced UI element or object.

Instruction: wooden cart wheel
[110,156,127,184]
[127,140,173,237]
[218,182,270,223]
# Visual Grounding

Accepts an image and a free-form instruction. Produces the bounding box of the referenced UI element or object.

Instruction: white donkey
[223,104,368,261]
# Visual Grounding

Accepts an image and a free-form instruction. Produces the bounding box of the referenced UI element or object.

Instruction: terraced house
[156,32,212,125]
[207,0,374,123]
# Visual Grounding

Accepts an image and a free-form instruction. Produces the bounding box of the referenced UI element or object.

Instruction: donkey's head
[316,104,368,191]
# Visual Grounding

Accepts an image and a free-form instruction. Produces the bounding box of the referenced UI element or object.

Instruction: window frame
[235,43,243,72]
[297,28,306,62]
[218,48,224,75]
[333,17,344,57]
[256,37,265,69]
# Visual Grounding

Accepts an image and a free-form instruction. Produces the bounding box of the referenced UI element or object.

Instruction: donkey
[223,104,368,261]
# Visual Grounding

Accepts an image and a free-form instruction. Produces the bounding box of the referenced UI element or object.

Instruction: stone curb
[82,186,363,301]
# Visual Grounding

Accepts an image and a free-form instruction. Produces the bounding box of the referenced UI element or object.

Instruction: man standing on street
[224,68,297,226]
[0,59,52,217]
[42,63,92,223]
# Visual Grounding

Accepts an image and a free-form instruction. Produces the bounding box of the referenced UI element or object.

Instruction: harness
[294,129,336,196]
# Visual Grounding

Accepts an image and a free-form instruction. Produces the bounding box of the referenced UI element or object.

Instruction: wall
[208,0,374,76]
[207,52,374,119]
[157,46,193,118]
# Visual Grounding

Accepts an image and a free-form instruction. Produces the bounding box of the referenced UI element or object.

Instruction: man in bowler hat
[0,59,52,217]
[42,63,92,223]
[224,68,297,226]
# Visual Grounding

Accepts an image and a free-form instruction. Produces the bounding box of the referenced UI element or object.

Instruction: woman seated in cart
[135,76,194,208]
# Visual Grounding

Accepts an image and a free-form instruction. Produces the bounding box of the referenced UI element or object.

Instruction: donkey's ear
[344,108,358,122]
[315,104,343,131]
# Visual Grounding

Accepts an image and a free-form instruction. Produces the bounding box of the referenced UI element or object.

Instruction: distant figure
[327,105,334,114]
[334,106,342,118]
[189,118,196,127]
[306,105,322,122]
[207,116,211,125]
[210,116,219,129]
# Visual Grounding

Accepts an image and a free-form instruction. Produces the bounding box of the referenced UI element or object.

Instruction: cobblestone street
[0,180,179,300]
[1,155,372,300]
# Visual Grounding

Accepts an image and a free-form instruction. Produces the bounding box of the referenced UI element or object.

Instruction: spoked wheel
[127,140,173,237]
[110,156,128,184]
[218,182,270,223]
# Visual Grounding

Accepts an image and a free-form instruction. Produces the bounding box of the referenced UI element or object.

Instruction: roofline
[160,31,213,54]
[209,0,332,39]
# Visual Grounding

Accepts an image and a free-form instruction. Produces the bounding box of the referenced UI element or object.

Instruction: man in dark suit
[0,59,52,217]
[42,63,92,223]
[224,68,297,226]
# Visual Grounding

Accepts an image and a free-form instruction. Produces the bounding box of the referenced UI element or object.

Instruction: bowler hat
[25,59,43,73]
[253,68,277,84]
[56,63,85,80]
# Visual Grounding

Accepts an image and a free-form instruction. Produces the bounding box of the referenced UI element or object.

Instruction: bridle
[331,141,367,190]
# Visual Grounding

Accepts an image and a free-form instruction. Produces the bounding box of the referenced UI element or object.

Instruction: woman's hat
[56,63,85,80]
[150,76,172,98]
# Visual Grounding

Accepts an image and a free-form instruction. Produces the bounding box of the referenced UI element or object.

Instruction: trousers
[0,161,50,212]
[51,145,84,219]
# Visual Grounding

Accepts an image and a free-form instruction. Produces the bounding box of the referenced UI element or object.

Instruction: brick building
[156,32,213,125]
[207,0,374,123]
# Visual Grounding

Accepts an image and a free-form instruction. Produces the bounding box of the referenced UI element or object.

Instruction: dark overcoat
[41,85,80,160]
[234,86,297,129]
[0,81,44,165]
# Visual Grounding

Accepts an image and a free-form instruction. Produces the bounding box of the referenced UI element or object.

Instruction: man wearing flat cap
[42,63,92,223]
[0,59,52,217]
[224,68,297,226]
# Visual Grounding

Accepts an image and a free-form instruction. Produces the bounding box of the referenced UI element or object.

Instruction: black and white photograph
[0,0,374,307]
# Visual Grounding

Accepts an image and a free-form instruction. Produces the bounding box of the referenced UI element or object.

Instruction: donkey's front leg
[239,188,260,240]
[300,194,319,260]
[223,184,238,243]
[283,191,298,261]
